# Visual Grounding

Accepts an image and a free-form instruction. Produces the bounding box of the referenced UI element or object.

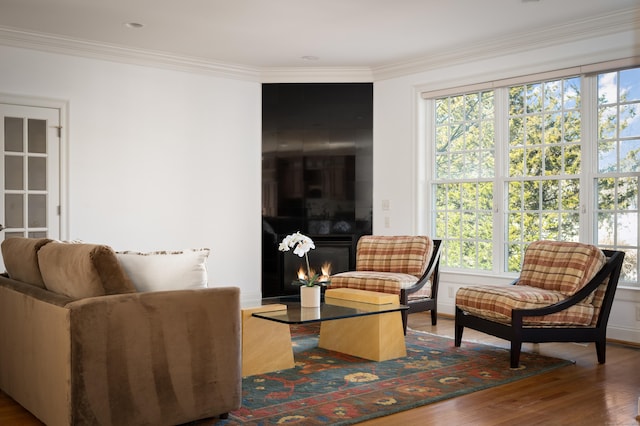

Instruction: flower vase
[300,285,321,307]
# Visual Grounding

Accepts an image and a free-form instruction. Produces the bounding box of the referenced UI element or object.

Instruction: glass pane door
[0,104,60,260]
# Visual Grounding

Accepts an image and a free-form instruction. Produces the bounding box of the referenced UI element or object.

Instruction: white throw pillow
[116,248,210,292]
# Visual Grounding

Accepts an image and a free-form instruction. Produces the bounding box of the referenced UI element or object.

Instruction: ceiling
[0,0,638,76]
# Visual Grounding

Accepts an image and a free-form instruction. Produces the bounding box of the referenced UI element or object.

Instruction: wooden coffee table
[241,288,408,376]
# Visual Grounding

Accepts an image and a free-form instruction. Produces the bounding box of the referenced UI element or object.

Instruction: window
[433,92,495,270]
[428,66,639,287]
[506,77,582,271]
[595,69,640,283]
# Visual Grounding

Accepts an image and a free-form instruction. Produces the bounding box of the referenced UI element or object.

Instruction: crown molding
[372,7,640,81]
[0,26,262,81]
[0,25,372,82]
[0,6,637,83]
[260,67,373,83]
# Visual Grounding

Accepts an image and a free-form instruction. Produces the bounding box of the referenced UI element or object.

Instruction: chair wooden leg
[402,309,408,335]
[430,308,437,326]
[454,324,463,347]
[596,340,606,364]
[510,340,522,368]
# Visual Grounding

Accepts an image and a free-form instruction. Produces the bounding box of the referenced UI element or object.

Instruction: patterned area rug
[215,324,572,425]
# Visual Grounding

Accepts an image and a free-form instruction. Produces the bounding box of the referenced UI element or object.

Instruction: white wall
[2,28,638,342]
[372,30,640,343]
[0,45,263,303]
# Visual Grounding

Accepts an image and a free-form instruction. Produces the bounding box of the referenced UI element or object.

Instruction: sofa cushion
[456,284,595,326]
[1,237,53,288]
[38,242,136,299]
[518,240,606,298]
[116,248,210,292]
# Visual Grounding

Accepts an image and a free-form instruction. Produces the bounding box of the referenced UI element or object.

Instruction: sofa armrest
[67,286,241,425]
[0,279,73,426]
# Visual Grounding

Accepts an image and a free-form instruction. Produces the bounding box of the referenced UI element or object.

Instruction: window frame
[422,65,639,288]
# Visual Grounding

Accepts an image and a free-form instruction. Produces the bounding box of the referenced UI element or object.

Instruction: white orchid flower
[293,239,314,257]
[277,231,328,287]
[278,241,290,251]
[278,234,294,250]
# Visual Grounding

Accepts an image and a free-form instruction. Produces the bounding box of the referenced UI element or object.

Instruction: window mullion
[493,87,509,274]
[580,74,598,244]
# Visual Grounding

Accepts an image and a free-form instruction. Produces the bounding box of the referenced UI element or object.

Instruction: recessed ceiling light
[124,22,144,29]
[301,55,319,61]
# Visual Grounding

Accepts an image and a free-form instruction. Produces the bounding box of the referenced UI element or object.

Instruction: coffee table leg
[242,305,295,376]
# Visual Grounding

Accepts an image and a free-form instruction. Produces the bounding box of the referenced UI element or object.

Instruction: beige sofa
[0,237,241,426]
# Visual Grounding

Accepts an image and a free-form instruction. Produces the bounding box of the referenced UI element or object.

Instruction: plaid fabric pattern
[588,278,610,326]
[355,236,433,278]
[330,271,419,294]
[456,285,595,326]
[407,282,432,300]
[518,240,606,298]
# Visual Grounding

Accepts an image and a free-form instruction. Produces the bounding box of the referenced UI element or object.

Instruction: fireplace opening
[281,236,354,294]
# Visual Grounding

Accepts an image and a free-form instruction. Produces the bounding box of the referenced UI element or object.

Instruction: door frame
[0,93,69,240]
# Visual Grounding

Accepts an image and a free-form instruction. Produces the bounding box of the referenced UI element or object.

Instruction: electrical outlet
[448,287,454,298]
[382,200,390,211]
[384,216,390,228]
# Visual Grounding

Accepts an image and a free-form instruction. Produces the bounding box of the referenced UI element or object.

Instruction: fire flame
[297,266,307,280]
[297,262,332,283]
[319,262,331,282]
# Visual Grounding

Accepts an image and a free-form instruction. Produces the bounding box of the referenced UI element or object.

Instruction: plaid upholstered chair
[454,241,625,368]
[330,235,442,334]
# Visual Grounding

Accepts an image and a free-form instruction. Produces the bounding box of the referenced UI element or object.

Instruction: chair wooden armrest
[401,239,442,328]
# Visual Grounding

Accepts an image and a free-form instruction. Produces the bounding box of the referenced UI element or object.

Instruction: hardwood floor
[1,313,639,425]
[360,313,640,426]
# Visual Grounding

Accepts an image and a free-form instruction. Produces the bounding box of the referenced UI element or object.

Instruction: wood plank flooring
[360,313,640,426]
[1,313,639,425]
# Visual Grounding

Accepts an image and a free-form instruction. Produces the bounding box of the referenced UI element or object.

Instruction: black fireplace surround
[262,83,373,297]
